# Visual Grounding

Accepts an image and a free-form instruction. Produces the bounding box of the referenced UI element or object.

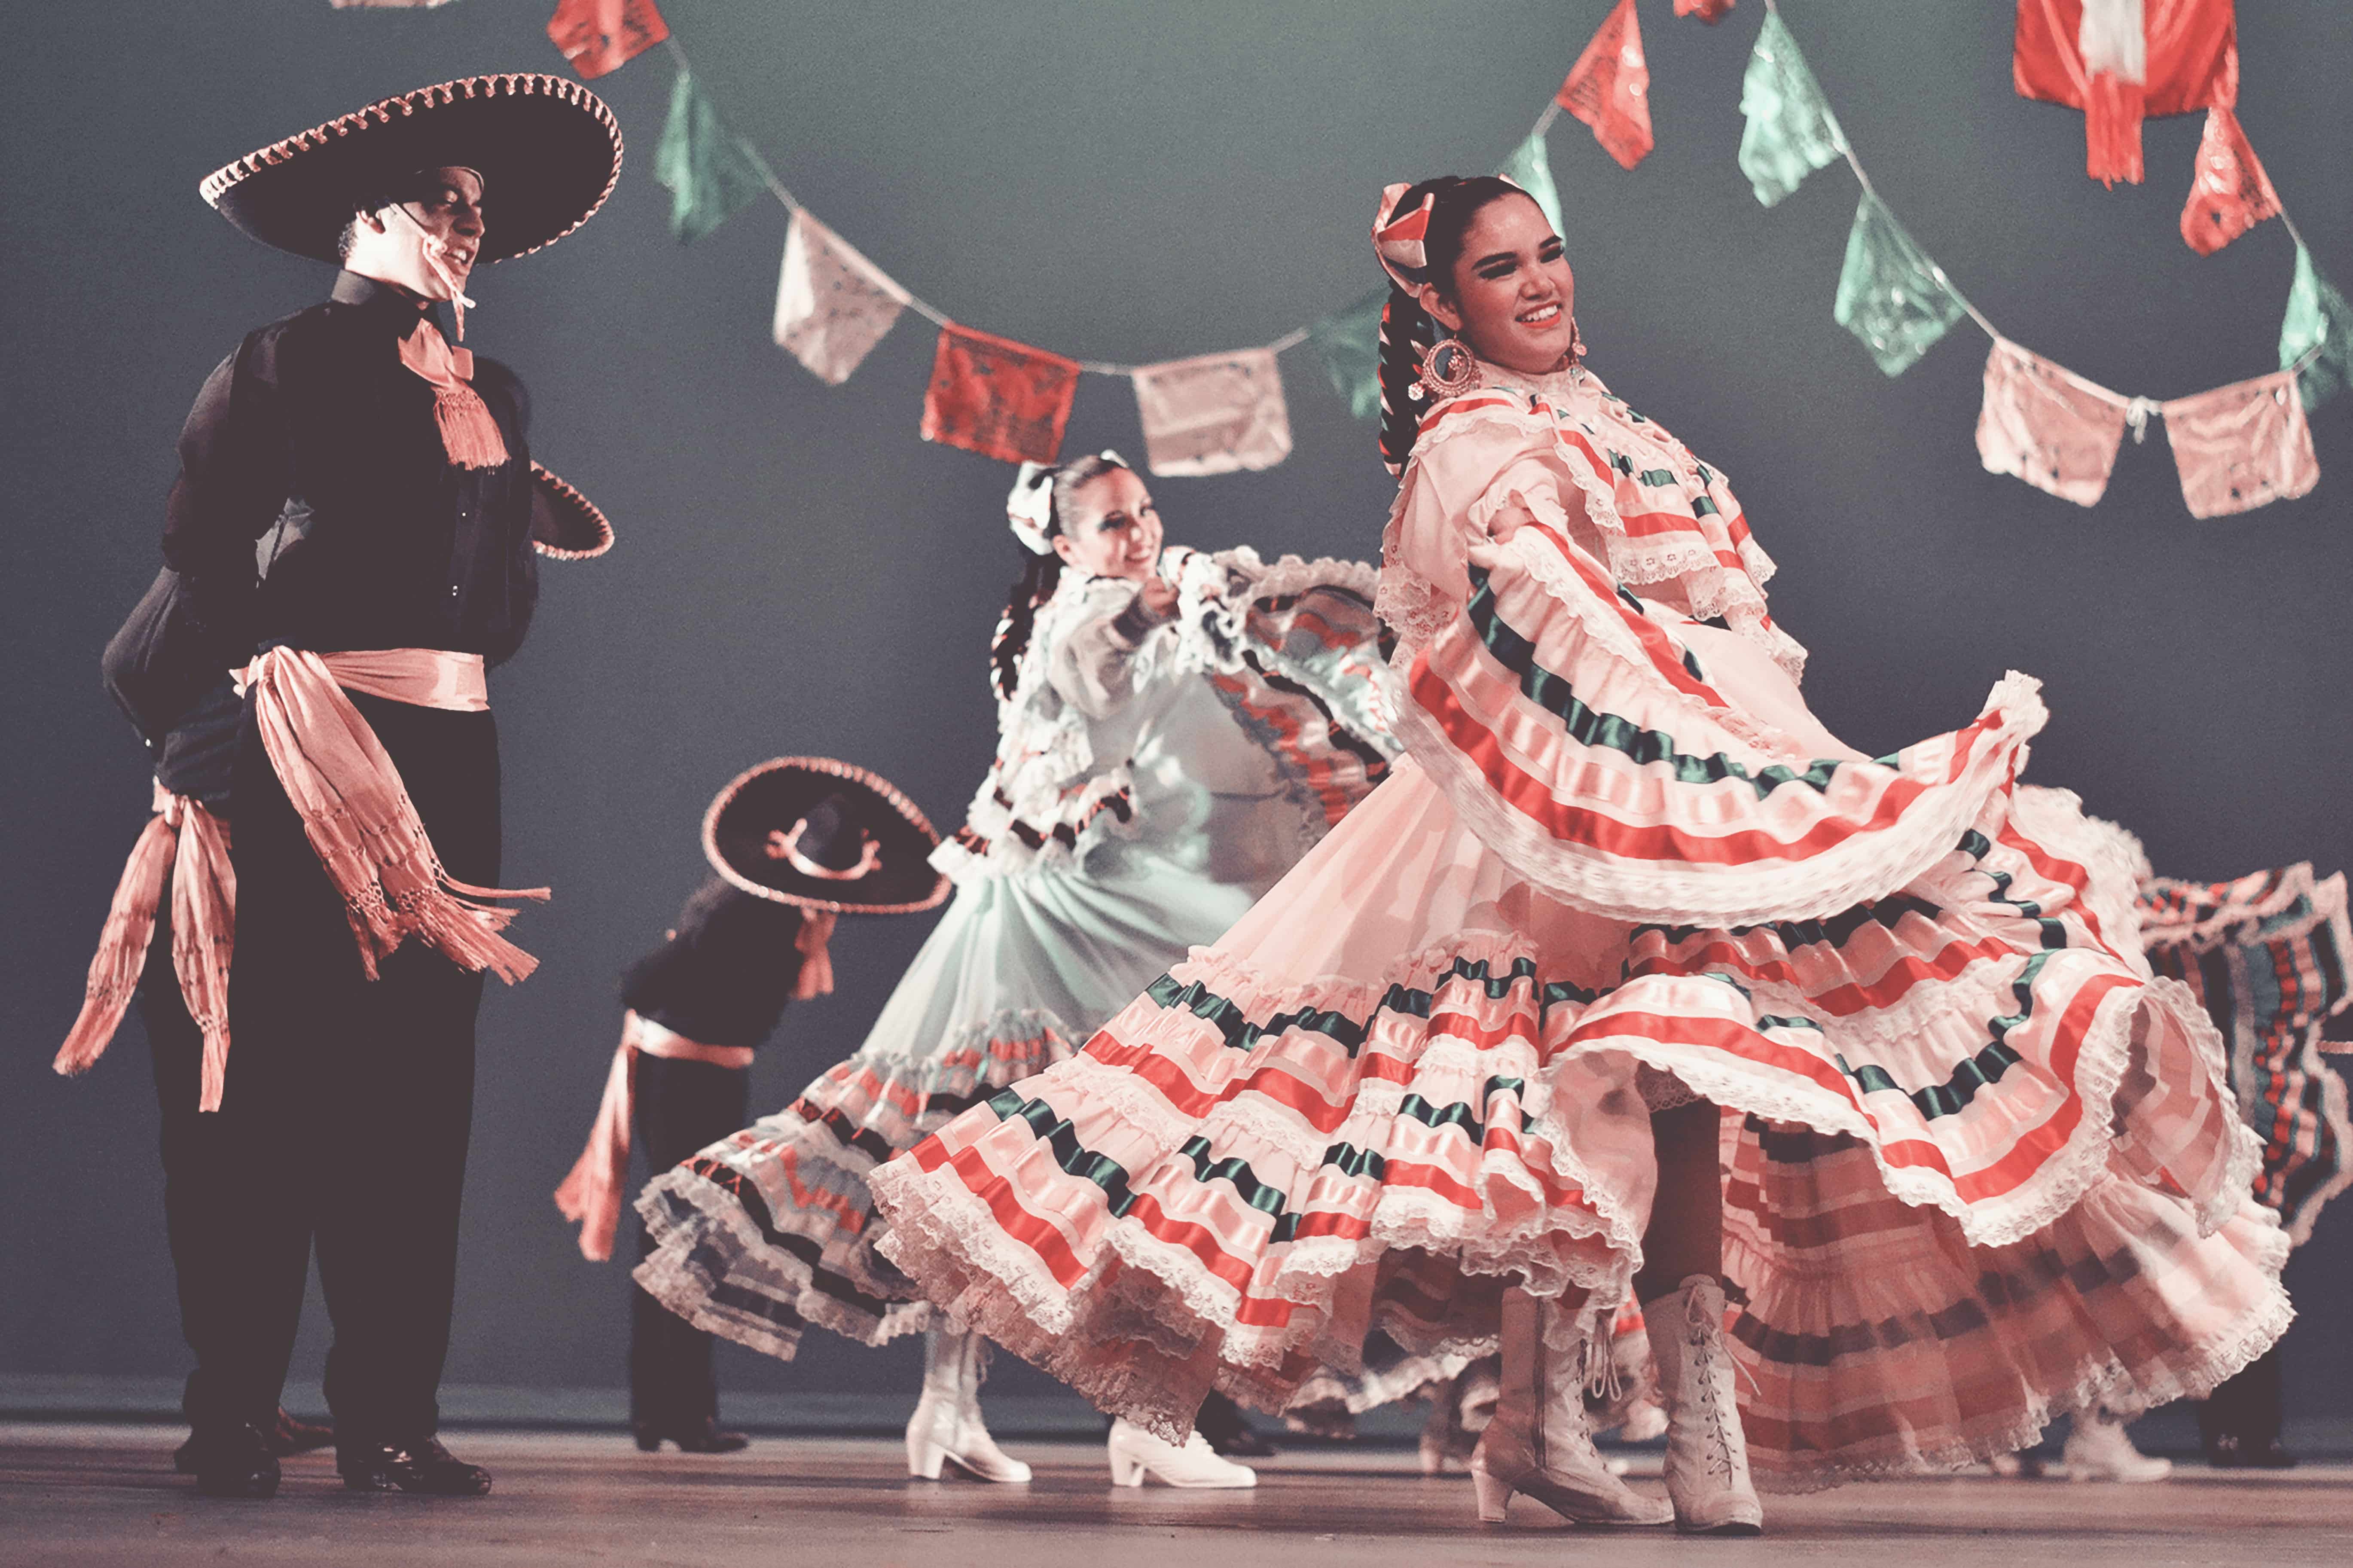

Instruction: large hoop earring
[1414,336,1481,402]
[1566,317,1586,370]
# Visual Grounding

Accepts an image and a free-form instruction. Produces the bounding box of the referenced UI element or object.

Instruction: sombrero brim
[201,74,623,265]
[529,462,613,561]
[704,757,949,915]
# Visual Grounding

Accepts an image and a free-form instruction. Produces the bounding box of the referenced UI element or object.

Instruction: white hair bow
[1004,450,1128,556]
[1006,462,1058,555]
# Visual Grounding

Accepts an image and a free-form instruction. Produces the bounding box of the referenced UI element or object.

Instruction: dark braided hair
[987,452,1134,702]
[1375,175,1530,476]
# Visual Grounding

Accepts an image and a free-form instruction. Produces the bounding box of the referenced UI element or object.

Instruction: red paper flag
[921,324,1081,466]
[1675,0,1737,22]
[2013,0,2237,186]
[548,0,668,81]
[1557,0,1653,171]
[2179,106,2279,255]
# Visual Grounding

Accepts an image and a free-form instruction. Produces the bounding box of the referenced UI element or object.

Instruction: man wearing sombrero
[127,74,621,1499]
[553,759,951,1455]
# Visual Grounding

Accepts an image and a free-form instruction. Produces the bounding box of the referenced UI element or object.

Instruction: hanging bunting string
[518,1,2349,499]
[648,27,1572,390]
[1757,0,2342,512]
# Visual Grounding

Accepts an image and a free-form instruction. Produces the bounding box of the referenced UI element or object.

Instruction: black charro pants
[630,1055,751,1431]
[142,906,314,1435]
[2200,1342,2285,1447]
[177,693,498,1450]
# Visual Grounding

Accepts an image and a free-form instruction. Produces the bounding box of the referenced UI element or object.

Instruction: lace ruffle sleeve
[1392,437,2048,927]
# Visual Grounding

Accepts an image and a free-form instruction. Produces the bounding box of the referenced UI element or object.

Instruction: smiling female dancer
[869,175,2291,1534]
[635,455,1400,1487]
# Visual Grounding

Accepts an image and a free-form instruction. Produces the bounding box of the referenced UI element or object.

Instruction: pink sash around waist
[55,782,236,1110]
[235,645,546,985]
[555,1011,754,1262]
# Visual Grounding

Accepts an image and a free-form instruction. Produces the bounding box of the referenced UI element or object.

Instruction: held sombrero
[528,462,614,561]
[200,74,623,265]
[705,757,950,915]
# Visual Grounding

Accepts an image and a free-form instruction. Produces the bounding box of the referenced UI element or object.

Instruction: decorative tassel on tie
[792,908,838,999]
[398,319,509,471]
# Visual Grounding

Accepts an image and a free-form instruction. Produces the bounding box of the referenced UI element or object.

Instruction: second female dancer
[635,455,1399,1486]
[868,175,2292,1535]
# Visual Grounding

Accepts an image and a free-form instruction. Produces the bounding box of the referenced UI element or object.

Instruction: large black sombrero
[705,758,949,915]
[528,462,614,561]
[200,74,623,265]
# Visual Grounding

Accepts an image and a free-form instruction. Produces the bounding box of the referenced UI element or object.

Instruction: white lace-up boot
[905,1328,1032,1483]
[2061,1406,2173,1483]
[1470,1290,1672,1526]
[1645,1275,1763,1534]
[1106,1418,1257,1488]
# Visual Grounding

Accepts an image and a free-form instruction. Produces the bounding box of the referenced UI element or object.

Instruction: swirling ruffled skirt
[632,845,1262,1358]
[867,759,2292,1487]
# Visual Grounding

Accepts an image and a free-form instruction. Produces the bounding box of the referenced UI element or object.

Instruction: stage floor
[4,1425,2347,1566]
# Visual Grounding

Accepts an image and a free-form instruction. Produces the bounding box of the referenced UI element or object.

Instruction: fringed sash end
[555,1031,637,1262]
[240,645,549,988]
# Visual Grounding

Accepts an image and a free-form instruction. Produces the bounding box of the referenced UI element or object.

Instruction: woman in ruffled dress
[868,175,2292,1534]
[635,454,1401,1487]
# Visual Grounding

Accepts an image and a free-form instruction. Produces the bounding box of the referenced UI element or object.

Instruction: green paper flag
[1740,11,1845,208]
[2280,244,2353,413]
[655,65,767,244]
[1311,289,1389,421]
[1833,195,1964,377]
[1496,129,1566,238]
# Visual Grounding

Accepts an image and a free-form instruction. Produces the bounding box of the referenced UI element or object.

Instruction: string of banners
[526,0,1642,474]
[359,2,2350,517]
[1748,0,2349,519]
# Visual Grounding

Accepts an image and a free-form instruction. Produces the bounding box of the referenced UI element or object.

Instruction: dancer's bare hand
[1136,576,1179,620]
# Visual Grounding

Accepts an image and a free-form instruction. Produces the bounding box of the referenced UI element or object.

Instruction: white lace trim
[1726,1186,2293,1492]
[1412,373,1805,680]
[947,547,1385,882]
[633,1164,935,1356]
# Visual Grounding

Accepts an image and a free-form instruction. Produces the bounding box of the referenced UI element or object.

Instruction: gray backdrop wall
[6,0,2348,1420]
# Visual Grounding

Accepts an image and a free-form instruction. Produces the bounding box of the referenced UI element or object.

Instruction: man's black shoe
[177,1407,336,1473]
[186,1423,281,1498]
[2205,1431,2298,1470]
[1194,1390,1279,1459]
[338,1437,493,1496]
[633,1419,750,1454]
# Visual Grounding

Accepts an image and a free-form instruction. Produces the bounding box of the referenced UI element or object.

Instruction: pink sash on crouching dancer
[235,645,548,985]
[55,781,235,1110]
[553,1012,759,1262]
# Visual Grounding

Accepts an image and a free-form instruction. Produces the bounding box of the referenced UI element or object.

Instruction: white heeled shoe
[1106,1419,1257,1489]
[1646,1275,1763,1535]
[2060,1406,2172,1483]
[905,1329,1032,1483]
[1470,1289,1672,1527]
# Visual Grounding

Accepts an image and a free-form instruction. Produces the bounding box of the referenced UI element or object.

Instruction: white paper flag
[772,210,913,385]
[1130,348,1292,477]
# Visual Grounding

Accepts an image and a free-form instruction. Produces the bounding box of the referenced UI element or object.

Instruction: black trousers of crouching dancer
[172,693,497,1451]
[630,1055,751,1433]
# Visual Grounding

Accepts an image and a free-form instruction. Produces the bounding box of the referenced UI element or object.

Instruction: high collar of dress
[1474,355,1593,406]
